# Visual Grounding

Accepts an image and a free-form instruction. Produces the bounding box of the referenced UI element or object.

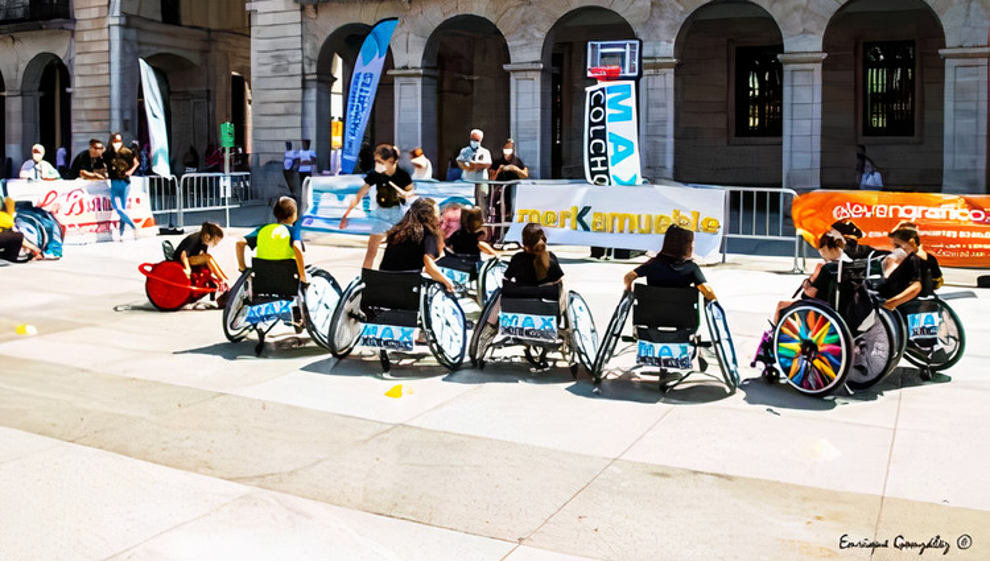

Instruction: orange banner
[792,190,990,268]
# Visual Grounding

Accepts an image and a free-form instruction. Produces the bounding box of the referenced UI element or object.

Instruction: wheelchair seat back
[816,260,874,332]
[632,285,698,369]
[499,282,561,343]
[245,259,299,325]
[360,268,421,328]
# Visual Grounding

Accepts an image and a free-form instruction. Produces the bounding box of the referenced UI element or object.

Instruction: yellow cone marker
[15,324,37,336]
[385,384,404,399]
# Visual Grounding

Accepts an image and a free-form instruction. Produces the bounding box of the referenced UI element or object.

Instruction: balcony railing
[0,0,70,23]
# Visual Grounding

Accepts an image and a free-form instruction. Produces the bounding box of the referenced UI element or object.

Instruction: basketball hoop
[587,65,623,81]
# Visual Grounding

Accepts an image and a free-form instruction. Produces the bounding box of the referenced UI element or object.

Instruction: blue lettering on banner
[245,300,294,325]
[360,324,416,351]
[605,83,633,123]
[636,341,693,369]
[608,132,635,166]
[498,312,558,342]
[907,312,941,340]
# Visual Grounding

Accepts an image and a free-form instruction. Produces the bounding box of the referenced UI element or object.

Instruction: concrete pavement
[0,231,988,560]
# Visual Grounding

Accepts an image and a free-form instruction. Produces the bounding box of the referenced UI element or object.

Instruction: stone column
[389,68,437,168]
[940,47,989,193]
[504,62,545,178]
[4,91,25,167]
[639,57,677,182]
[778,52,826,190]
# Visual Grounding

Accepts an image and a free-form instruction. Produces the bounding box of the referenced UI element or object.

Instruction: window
[735,46,783,137]
[863,41,915,136]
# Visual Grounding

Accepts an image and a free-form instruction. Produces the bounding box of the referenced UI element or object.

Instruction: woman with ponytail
[503,223,563,287]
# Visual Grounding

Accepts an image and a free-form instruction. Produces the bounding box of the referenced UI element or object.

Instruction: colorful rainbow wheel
[772,301,853,396]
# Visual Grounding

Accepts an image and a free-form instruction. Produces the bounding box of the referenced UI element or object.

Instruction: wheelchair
[139,241,221,311]
[467,283,598,378]
[435,252,507,307]
[592,284,739,393]
[327,268,467,373]
[894,296,965,379]
[221,258,342,356]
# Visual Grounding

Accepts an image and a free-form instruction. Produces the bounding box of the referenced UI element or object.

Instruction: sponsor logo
[360,324,416,351]
[515,206,720,235]
[498,313,558,342]
[441,267,470,286]
[907,312,941,340]
[832,201,990,224]
[246,300,294,324]
[637,341,693,369]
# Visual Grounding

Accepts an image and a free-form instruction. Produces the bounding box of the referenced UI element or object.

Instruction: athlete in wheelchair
[222,197,342,355]
[592,226,739,392]
[328,198,467,373]
[468,223,598,377]
[434,206,506,306]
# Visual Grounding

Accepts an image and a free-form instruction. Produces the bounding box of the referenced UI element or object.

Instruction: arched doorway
[822,0,945,190]
[316,24,395,172]
[423,15,509,179]
[22,54,71,166]
[144,53,206,174]
[542,8,636,179]
[674,0,784,186]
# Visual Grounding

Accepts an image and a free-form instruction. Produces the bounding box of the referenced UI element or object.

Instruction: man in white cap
[19,144,61,180]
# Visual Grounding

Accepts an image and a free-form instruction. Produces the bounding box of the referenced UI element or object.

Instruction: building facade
[248,0,990,194]
[0,0,250,176]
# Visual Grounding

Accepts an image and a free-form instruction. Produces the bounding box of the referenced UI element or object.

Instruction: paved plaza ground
[1,230,989,561]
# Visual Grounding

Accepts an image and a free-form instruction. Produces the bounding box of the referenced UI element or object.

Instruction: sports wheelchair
[468,283,598,377]
[435,253,507,306]
[327,269,467,373]
[221,258,342,356]
[139,240,221,311]
[592,284,739,393]
[891,294,965,380]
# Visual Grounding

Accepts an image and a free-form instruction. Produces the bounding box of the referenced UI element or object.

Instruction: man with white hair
[19,144,61,180]
[456,128,492,217]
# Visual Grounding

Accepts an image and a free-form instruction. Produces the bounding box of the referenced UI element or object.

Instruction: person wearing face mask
[340,144,416,269]
[19,144,61,180]
[103,133,140,241]
[488,139,529,241]
[457,129,493,219]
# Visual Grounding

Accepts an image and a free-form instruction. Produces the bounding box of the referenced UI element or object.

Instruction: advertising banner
[340,18,399,174]
[139,58,172,177]
[583,80,641,186]
[300,175,474,235]
[506,183,726,261]
[792,190,990,268]
[4,178,157,244]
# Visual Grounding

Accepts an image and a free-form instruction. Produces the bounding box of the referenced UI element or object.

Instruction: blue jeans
[111,179,136,233]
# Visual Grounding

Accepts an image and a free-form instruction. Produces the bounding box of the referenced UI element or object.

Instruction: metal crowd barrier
[714,185,806,273]
[147,172,254,228]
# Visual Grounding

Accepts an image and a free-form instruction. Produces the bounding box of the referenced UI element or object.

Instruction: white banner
[584,80,641,186]
[4,178,157,244]
[139,58,171,177]
[507,183,726,261]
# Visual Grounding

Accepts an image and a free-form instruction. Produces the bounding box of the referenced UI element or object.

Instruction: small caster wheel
[569,364,579,380]
[379,350,391,374]
[920,368,933,381]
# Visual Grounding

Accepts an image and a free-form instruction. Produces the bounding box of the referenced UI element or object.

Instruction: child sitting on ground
[235,197,307,286]
[173,222,229,292]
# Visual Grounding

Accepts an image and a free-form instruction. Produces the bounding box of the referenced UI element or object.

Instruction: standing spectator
[139,143,152,176]
[128,141,146,176]
[297,139,316,184]
[445,152,463,181]
[282,141,297,198]
[55,146,68,177]
[103,133,140,241]
[488,138,529,242]
[409,147,433,180]
[19,145,60,180]
[69,139,108,180]
[457,129,492,218]
[856,144,883,189]
[182,145,200,174]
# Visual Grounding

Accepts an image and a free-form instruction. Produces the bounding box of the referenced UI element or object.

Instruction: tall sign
[138,58,171,177]
[583,40,642,186]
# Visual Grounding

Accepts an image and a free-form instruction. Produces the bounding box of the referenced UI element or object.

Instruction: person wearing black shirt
[340,144,416,269]
[766,230,846,322]
[503,223,563,287]
[488,139,529,241]
[103,132,140,240]
[378,198,453,292]
[623,225,716,301]
[437,206,498,268]
[880,223,942,309]
[69,139,107,180]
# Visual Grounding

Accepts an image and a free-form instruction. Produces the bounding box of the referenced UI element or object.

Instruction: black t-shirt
[172,233,209,262]
[490,154,527,181]
[634,254,706,288]
[844,240,878,260]
[446,228,484,257]
[104,146,135,181]
[807,261,840,299]
[920,252,942,296]
[380,233,440,272]
[69,150,106,179]
[365,168,413,208]
[504,251,564,286]
[879,252,922,299]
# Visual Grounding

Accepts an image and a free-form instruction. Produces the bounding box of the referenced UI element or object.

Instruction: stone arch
[422,15,510,179]
[674,0,785,186]
[21,53,71,167]
[541,6,636,179]
[821,0,946,190]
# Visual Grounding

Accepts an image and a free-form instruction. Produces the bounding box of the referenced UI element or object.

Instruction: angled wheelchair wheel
[847,309,897,390]
[302,267,343,351]
[469,288,500,368]
[328,279,364,359]
[477,259,507,307]
[592,291,633,384]
[14,213,48,255]
[902,299,965,372]
[567,291,599,374]
[773,301,853,396]
[880,307,908,374]
[423,282,467,370]
[705,300,740,389]
[222,269,253,342]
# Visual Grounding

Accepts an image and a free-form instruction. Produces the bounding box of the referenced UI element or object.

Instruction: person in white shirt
[456,129,492,214]
[19,145,61,180]
[409,147,433,180]
[297,139,316,179]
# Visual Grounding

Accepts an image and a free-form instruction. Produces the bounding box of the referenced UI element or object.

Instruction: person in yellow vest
[235,197,307,285]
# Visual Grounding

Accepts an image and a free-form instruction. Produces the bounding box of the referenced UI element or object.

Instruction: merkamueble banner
[507,183,726,261]
[584,81,641,186]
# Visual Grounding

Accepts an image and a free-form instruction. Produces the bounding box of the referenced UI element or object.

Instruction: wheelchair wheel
[144,261,195,311]
[328,279,364,359]
[477,259,507,307]
[302,267,343,351]
[222,269,253,342]
[591,291,633,384]
[422,282,467,370]
[902,300,965,372]
[880,307,908,374]
[847,309,897,390]
[567,291,599,374]
[705,300,740,389]
[469,288,500,368]
[773,300,853,396]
